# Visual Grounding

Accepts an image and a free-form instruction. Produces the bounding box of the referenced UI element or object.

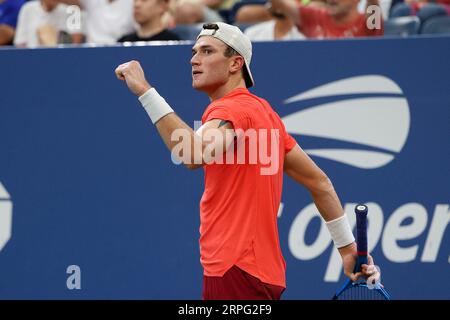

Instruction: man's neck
[208,78,246,102]
[137,20,165,38]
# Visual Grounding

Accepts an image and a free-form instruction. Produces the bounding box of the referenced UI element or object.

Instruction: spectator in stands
[244,1,306,40]
[174,0,224,24]
[391,0,450,17]
[59,0,135,44]
[405,0,450,8]
[14,0,84,47]
[234,4,272,23]
[0,0,25,45]
[233,0,325,25]
[272,0,384,38]
[118,0,180,42]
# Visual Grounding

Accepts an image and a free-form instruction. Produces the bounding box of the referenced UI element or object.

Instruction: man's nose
[191,52,201,66]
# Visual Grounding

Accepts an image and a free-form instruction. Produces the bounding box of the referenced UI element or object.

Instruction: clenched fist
[115,60,151,97]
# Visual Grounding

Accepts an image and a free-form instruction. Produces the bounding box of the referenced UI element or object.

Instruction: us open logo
[281,75,410,169]
[0,182,12,252]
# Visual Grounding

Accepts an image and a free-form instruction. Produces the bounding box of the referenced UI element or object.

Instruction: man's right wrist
[136,83,152,97]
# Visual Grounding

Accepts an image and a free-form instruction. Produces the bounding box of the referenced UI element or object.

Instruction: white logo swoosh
[304,149,394,169]
[282,75,410,169]
[284,75,403,103]
[282,97,410,153]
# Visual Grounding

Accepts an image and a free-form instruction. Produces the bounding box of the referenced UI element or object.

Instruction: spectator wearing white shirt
[14,0,84,47]
[59,0,135,44]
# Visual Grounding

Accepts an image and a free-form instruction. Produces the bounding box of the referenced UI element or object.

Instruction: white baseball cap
[197,22,254,88]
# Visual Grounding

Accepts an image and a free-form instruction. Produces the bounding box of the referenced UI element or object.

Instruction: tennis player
[115,22,379,300]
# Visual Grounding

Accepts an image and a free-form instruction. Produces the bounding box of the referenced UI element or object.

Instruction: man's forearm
[309,177,345,222]
[154,113,204,169]
[138,87,204,168]
[310,180,356,251]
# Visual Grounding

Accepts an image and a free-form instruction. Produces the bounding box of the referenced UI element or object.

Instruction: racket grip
[355,204,368,257]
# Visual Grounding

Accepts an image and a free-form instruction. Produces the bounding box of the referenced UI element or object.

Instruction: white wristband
[138,88,174,124]
[325,214,355,248]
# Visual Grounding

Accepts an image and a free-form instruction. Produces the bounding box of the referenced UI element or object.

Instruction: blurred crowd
[0,0,449,47]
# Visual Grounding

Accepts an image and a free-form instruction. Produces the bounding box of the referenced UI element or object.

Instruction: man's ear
[230,55,245,74]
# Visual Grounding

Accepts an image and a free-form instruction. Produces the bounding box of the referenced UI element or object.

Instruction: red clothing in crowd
[298,5,384,39]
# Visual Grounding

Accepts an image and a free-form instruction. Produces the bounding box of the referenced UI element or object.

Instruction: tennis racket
[332,204,392,300]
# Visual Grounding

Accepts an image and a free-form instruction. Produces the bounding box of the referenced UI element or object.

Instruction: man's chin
[192,82,205,93]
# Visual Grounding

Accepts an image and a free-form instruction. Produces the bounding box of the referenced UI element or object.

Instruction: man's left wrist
[338,241,356,257]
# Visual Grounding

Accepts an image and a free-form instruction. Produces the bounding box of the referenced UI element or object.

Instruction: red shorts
[202,265,285,300]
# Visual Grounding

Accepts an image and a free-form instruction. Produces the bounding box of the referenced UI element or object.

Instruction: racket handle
[355,204,368,261]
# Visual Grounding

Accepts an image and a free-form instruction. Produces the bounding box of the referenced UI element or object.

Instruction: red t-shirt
[299,6,384,39]
[199,88,296,287]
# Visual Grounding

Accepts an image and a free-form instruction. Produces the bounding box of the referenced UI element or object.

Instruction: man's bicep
[196,119,234,134]
[196,119,236,153]
[284,144,326,186]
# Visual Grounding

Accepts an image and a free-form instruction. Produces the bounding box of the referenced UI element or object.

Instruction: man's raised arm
[115,60,236,170]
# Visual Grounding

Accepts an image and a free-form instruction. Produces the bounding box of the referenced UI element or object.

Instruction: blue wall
[0,36,449,299]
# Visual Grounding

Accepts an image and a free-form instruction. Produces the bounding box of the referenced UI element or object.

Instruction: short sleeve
[276,108,297,153]
[285,133,297,154]
[202,104,250,131]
